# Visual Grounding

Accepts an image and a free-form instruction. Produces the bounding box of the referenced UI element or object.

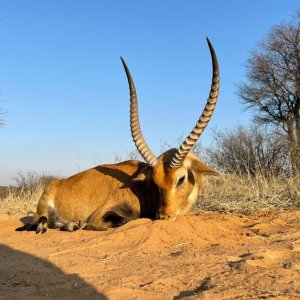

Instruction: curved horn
[169,38,220,168]
[121,57,159,167]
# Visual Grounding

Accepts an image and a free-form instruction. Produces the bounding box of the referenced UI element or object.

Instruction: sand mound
[0,211,299,299]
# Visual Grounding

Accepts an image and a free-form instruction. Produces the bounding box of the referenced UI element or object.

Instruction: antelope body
[17,38,220,234]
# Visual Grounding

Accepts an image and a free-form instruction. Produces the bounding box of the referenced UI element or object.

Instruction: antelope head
[121,38,220,221]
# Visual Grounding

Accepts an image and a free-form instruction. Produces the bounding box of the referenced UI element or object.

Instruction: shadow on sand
[0,244,107,300]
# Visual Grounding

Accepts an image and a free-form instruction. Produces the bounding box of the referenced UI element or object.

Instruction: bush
[0,172,59,214]
[205,125,290,177]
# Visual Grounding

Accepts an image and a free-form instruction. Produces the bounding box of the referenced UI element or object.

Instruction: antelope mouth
[156,210,180,221]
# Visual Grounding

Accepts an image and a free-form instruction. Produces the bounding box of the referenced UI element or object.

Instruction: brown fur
[16,149,218,233]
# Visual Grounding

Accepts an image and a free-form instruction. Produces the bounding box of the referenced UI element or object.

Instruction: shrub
[0,172,59,214]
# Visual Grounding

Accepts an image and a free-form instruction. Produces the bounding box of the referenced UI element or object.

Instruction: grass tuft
[0,172,59,215]
[0,185,44,215]
[197,173,300,214]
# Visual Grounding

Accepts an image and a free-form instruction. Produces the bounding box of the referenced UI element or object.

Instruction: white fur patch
[48,197,55,209]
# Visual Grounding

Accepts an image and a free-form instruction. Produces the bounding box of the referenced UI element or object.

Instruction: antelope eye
[176,175,185,187]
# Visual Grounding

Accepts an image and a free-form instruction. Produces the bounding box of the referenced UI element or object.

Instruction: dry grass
[0,185,44,215]
[0,173,299,215]
[0,172,59,215]
[197,173,300,214]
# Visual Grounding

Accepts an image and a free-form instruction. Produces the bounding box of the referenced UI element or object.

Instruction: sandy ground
[0,211,299,300]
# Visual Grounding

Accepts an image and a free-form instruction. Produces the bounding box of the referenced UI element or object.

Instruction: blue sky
[0,1,299,185]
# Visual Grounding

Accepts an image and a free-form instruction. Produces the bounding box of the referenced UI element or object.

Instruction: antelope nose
[159,214,173,220]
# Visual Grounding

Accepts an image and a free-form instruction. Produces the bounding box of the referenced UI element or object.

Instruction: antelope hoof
[36,216,48,234]
[60,221,87,232]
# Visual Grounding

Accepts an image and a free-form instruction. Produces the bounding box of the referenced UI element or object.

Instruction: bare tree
[114,149,142,163]
[206,125,289,177]
[160,134,207,162]
[237,10,300,173]
[13,172,59,196]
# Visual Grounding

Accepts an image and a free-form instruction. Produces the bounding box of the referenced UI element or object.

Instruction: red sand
[0,211,299,299]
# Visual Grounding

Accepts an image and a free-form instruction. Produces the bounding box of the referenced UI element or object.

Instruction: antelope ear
[191,159,219,176]
[132,166,153,182]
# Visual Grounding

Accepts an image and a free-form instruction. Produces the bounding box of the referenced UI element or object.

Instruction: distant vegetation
[198,173,299,214]
[174,125,299,214]
[0,172,59,214]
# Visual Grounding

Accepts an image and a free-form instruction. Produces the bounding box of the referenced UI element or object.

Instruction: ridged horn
[169,38,220,168]
[121,57,159,167]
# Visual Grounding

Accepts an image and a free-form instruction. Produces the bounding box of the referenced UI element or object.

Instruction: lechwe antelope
[17,38,220,234]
